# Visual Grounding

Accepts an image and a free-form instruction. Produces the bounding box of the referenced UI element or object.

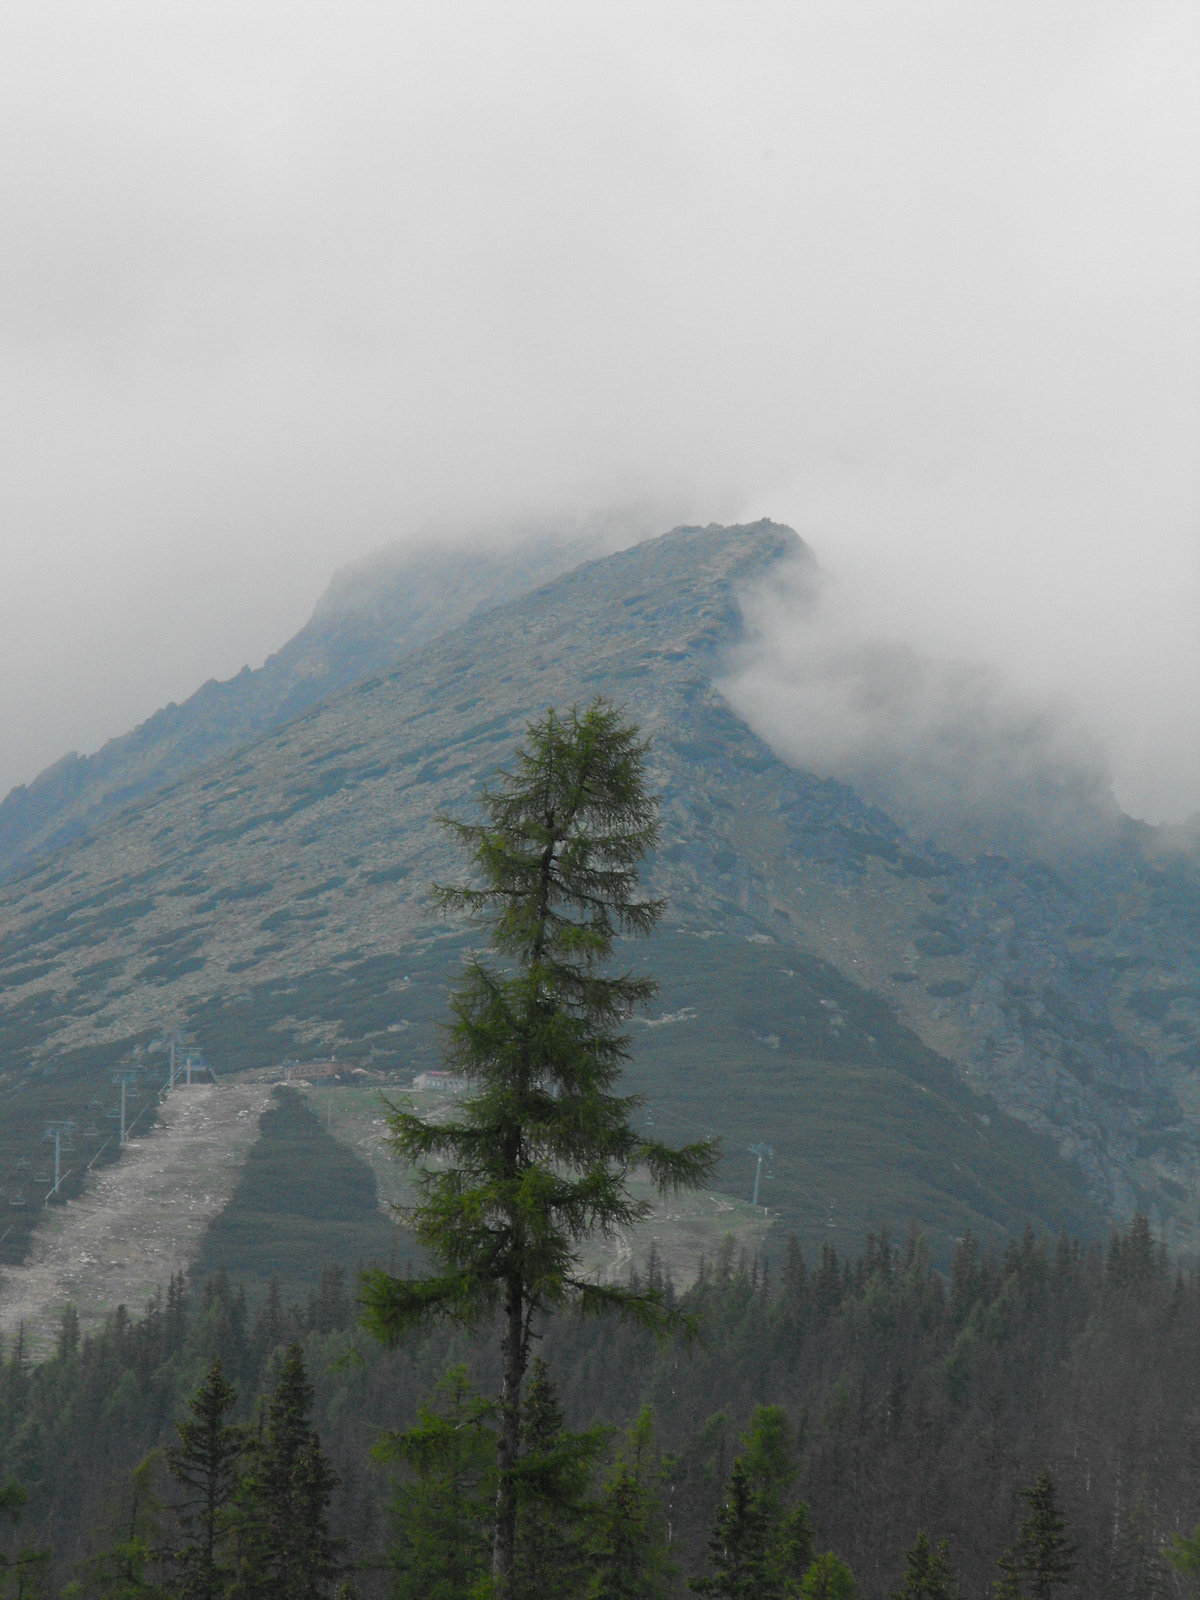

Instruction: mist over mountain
[0,516,647,882]
[723,556,1120,859]
[1,520,1199,1310]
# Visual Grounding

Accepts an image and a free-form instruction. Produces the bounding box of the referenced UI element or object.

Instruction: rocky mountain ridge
[1,520,1198,1264]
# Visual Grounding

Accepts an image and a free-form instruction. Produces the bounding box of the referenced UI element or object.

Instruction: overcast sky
[1,2,1197,823]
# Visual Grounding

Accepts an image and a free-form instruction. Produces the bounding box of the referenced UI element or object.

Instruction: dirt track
[0,1082,271,1356]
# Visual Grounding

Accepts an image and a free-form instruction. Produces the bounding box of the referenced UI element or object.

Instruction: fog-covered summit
[1,518,1198,1255]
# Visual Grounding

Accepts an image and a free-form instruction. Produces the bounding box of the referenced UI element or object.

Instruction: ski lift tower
[111,1071,139,1145]
[43,1120,76,1199]
[748,1143,774,1209]
[158,1028,190,1091]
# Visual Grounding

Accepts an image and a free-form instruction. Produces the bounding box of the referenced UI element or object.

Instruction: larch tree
[359,700,718,1598]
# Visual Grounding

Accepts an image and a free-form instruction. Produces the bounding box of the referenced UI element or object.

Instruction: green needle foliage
[992,1559,1022,1600]
[1,1479,50,1600]
[892,1532,963,1600]
[66,1457,166,1600]
[230,1346,343,1600]
[1169,1518,1200,1581]
[994,1469,1077,1600]
[376,1367,496,1600]
[1108,1496,1169,1599]
[690,1459,771,1600]
[799,1554,856,1599]
[360,699,718,1596]
[691,1407,815,1600]
[514,1359,605,1600]
[587,1408,675,1600]
[164,1362,246,1600]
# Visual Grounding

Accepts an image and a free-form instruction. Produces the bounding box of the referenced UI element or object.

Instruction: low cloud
[721,557,1120,858]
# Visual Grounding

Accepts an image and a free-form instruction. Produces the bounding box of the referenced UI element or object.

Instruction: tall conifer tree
[690,1460,772,1600]
[360,700,717,1597]
[588,1408,674,1600]
[165,1362,246,1600]
[230,1347,342,1600]
[691,1407,814,1600]
[892,1532,963,1600]
[1,1479,50,1600]
[378,1367,495,1600]
[69,1457,165,1600]
[514,1359,602,1600]
[995,1469,1076,1600]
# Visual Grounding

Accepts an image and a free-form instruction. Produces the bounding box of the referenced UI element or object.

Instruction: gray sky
[1,2,1197,823]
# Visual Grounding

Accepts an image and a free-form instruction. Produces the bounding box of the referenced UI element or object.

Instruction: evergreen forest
[2,1218,1200,1597]
[5,701,1200,1600]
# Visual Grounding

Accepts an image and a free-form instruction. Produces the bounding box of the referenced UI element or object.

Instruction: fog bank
[723,558,1121,858]
[1,3,1196,820]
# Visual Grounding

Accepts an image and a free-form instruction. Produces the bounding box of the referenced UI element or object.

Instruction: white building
[412,1070,467,1093]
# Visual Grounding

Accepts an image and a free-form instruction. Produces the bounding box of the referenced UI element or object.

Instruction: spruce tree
[738,1408,797,1523]
[250,1284,286,1375]
[165,1362,246,1600]
[1014,1470,1076,1600]
[690,1460,772,1599]
[588,1408,674,1600]
[1108,1495,1168,1599]
[1,1480,50,1600]
[359,700,717,1597]
[230,1346,342,1600]
[1168,1520,1200,1582]
[515,1359,603,1600]
[993,1549,1022,1600]
[691,1407,813,1600]
[892,1532,963,1600]
[774,1507,817,1597]
[377,1367,495,1600]
[995,1470,1076,1600]
[738,1407,813,1594]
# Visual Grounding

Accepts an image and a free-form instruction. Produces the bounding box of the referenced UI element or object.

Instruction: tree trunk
[493,1277,526,1598]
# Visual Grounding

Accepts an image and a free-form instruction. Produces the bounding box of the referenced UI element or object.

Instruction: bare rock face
[0,520,1198,1268]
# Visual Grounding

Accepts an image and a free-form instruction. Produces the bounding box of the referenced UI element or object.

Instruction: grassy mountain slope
[623,929,1101,1260]
[0,520,1197,1280]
